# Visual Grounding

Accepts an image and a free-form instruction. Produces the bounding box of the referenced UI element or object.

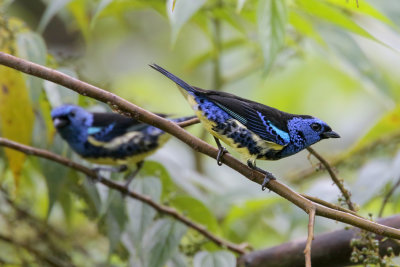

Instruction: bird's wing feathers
[89,112,166,142]
[196,89,293,145]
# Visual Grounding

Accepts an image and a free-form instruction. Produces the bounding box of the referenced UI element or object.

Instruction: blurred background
[1,0,400,266]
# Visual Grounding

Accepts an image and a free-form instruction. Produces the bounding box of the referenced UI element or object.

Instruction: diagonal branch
[0,137,246,255]
[307,147,355,211]
[379,175,400,217]
[0,52,400,241]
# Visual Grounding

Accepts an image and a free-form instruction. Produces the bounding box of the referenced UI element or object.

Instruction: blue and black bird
[51,104,195,186]
[150,64,340,190]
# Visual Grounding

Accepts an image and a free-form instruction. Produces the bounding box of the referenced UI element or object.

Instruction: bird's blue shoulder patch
[87,127,102,135]
[255,111,290,145]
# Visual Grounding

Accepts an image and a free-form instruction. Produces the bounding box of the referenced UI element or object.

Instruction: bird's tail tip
[149,63,196,94]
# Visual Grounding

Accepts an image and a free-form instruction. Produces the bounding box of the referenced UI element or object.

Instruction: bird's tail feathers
[149,64,197,94]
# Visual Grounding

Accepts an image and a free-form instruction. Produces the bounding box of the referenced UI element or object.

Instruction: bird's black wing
[194,88,300,145]
[89,112,167,142]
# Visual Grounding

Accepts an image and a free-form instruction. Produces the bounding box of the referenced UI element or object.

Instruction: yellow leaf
[0,65,34,186]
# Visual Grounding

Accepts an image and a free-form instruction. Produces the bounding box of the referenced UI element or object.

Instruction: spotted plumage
[51,104,195,185]
[150,64,340,189]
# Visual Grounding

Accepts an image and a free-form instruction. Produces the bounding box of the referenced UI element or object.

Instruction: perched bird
[150,64,340,190]
[51,104,195,186]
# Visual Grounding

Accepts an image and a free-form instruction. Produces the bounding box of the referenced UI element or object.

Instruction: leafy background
[1,0,400,266]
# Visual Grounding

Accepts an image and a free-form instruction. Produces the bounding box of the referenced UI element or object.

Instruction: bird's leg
[91,165,128,182]
[214,137,228,166]
[124,161,144,189]
[247,160,276,191]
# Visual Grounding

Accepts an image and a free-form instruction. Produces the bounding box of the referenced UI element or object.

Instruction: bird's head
[51,105,93,141]
[287,116,340,149]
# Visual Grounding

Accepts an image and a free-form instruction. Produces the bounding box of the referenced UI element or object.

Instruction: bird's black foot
[261,173,276,191]
[247,160,276,191]
[214,137,228,166]
[216,146,228,166]
[124,161,144,189]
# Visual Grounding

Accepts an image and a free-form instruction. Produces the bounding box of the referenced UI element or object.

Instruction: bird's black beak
[53,117,69,129]
[320,130,340,139]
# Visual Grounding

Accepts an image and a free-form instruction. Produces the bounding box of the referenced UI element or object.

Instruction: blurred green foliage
[0,0,400,266]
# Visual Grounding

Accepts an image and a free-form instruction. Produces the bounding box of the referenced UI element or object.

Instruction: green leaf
[168,252,188,267]
[38,0,73,33]
[325,0,393,25]
[143,218,187,267]
[67,0,90,40]
[321,29,394,107]
[297,0,372,39]
[104,190,127,254]
[141,161,175,199]
[43,68,78,108]
[39,137,69,218]
[16,32,47,104]
[257,0,288,72]
[193,251,236,267]
[170,195,220,234]
[236,0,247,13]
[185,38,246,71]
[167,0,206,45]
[289,10,324,45]
[126,177,161,257]
[91,0,114,27]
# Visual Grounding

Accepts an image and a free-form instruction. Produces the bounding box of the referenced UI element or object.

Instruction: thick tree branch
[307,147,355,211]
[238,215,400,267]
[0,52,400,241]
[0,137,246,255]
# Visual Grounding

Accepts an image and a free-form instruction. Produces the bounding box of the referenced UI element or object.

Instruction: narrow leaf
[236,0,247,13]
[37,0,73,33]
[16,32,47,104]
[170,195,220,233]
[257,0,288,71]
[143,218,187,267]
[194,251,236,267]
[167,0,206,45]
[127,177,161,256]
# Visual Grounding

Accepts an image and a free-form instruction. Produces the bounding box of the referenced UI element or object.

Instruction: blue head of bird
[51,105,93,150]
[284,116,340,156]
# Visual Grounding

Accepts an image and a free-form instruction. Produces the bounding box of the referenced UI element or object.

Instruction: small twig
[379,176,400,218]
[304,206,316,267]
[177,117,200,128]
[301,194,361,218]
[307,147,355,211]
[0,137,246,255]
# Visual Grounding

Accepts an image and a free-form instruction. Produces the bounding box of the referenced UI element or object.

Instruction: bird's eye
[310,123,322,132]
[70,111,76,118]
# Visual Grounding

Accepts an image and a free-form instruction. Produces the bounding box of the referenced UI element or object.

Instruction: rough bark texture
[238,215,400,267]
